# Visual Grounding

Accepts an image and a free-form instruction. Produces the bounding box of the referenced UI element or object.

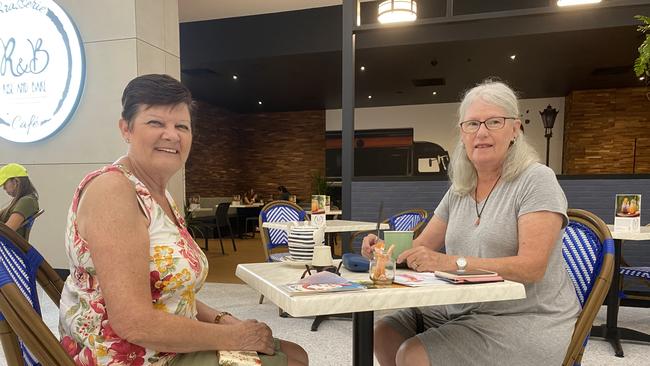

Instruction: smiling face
[460,99,521,171]
[120,103,192,178]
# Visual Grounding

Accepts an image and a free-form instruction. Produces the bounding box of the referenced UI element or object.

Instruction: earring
[125,138,130,143]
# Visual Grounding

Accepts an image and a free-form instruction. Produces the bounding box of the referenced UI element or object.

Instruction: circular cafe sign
[0,0,85,143]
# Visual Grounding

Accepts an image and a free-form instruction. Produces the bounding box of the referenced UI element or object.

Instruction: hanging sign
[0,0,85,143]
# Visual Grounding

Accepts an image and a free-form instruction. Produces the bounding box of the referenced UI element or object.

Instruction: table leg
[353,311,374,366]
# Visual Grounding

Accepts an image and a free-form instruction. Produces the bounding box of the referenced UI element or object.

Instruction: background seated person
[362,79,579,366]
[243,188,258,205]
[277,186,291,201]
[0,163,40,240]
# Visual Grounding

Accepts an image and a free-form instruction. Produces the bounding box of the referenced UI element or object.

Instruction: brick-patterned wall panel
[563,88,650,174]
[635,138,650,173]
[239,111,326,203]
[186,102,244,198]
[185,102,325,203]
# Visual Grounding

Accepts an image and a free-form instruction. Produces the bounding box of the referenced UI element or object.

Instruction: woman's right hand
[361,234,384,258]
[232,319,275,355]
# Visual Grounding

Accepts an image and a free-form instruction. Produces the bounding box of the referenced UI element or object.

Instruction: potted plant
[311,171,329,196]
[633,15,650,100]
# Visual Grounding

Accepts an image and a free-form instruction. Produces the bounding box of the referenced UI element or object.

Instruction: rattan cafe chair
[258,200,307,304]
[348,208,429,253]
[561,208,615,366]
[0,222,70,366]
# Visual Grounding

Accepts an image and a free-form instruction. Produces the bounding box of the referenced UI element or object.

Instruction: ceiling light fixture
[232,75,238,80]
[368,95,372,99]
[557,0,601,7]
[378,0,417,24]
[432,91,437,95]
[510,54,516,61]
[360,66,366,71]
[258,101,262,105]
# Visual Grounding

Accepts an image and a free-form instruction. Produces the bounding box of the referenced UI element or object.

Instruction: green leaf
[634,15,650,79]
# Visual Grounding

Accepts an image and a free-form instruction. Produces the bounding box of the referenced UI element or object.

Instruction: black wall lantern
[540,105,559,166]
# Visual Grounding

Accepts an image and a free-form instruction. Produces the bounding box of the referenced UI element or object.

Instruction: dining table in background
[262,220,390,254]
[306,210,343,216]
[231,202,264,237]
[590,225,650,357]
[236,262,526,366]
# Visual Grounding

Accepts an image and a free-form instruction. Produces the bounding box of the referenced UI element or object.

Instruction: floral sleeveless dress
[59,164,209,366]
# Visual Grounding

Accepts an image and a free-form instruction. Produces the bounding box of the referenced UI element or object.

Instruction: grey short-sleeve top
[434,163,580,318]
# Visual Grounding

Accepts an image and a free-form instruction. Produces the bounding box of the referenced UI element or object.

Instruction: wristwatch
[456,257,467,272]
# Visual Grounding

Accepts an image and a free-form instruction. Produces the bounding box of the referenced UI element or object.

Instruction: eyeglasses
[459,117,516,133]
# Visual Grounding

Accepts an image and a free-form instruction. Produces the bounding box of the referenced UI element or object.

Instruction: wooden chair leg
[0,320,23,366]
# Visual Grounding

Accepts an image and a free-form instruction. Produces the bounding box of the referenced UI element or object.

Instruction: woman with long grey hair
[362,80,579,365]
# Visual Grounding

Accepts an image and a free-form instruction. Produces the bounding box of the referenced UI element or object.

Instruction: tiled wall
[186,101,325,202]
[564,87,650,174]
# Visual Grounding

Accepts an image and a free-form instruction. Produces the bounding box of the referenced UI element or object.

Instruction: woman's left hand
[397,246,453,272]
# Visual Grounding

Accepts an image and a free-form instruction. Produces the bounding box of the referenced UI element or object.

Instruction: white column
[0,0,182,268]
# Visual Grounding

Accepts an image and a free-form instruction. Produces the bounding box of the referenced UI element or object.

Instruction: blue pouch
[342,253,369,272]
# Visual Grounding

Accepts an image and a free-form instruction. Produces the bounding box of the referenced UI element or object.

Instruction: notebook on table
[218,350,261,365]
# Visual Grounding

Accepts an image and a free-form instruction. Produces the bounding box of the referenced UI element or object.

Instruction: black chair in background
[185,218,212,252]
[215,202,237,253]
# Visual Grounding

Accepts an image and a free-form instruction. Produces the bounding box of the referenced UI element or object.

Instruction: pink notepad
[434,269,504,284]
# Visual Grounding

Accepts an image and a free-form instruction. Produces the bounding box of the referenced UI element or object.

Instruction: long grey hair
[448,80,539,195]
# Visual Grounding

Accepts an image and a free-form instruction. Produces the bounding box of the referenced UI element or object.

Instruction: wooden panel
[563,87,650,174]
[186,101,325,203]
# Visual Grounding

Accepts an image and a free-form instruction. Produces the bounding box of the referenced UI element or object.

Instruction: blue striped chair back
[260,204,306,260]
[620,266,650,279]
[389,212,426,232]
[562,221,605,306]
[0,234,45,365]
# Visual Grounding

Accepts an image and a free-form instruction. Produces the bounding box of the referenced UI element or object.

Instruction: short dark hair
[121,74,194,129]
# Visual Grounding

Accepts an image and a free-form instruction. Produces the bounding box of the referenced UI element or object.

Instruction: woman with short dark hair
[59,74,307,366]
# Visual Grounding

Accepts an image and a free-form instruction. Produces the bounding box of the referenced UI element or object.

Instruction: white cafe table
[189,207,213,218]
[263,220,389,252]
[230,202,264,208]
[236,262,525,366]
[306,210,343,216]
[590,225,650,357]
[262,219,389,233]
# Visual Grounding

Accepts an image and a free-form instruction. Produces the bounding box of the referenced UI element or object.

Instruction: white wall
[326,97,565,174]
[0,0,182,268]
